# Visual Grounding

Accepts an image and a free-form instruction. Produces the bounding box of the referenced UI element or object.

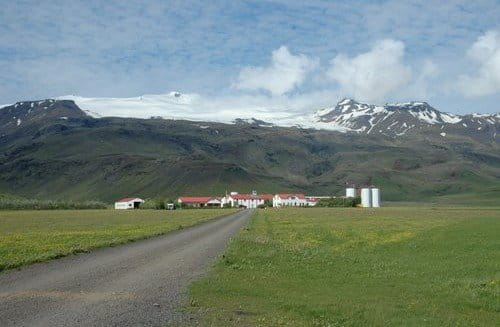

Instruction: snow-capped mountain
[58,92,198,119]
[1,94,498,140]
[312,98,499,138]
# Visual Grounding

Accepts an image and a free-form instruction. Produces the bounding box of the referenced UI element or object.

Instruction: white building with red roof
[305,197,321,206]
[222,192,273,209]
[114,197,145,210]
[175,191,323,209]
[273,193,307,207]
[177,196,222,208]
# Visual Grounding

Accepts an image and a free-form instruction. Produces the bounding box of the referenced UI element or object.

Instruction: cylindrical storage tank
[361,188,372,208]
[371,188,380,208]
[346,188,356,198]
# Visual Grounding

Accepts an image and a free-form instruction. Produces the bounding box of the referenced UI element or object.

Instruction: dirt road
[0,209,253,326]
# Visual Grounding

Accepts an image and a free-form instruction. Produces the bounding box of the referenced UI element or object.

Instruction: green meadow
[189,207,500,326]
[0,209,235,271]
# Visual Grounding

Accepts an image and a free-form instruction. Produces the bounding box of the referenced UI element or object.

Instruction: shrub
[0,199,108,210]
[175,201,189,209]
[315,197,361,208]
[141,198,166,210]
[257,199,273,209]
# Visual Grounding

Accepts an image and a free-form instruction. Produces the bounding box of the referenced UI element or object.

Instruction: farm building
[360,188,381,208]
[177,196,222,208]
[221,192,273,209]
[305,197,321,206]
[175,191,357,209]
[346,186,381,207]
[114,197,144,210]
[273,193,307,207]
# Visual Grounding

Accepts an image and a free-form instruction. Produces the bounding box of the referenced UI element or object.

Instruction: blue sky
[1,0,500,114]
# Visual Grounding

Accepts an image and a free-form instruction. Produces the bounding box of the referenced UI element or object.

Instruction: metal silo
[371,188,380,207]
[345,188,356,198]
[361,188,372,207]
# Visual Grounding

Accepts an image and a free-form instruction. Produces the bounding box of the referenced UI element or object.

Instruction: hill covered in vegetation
[1,100,499,204]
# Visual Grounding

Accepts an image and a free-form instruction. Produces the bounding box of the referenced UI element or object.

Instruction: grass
[189,207,500,326]
[0,208,236,271]
[430,187,500,207]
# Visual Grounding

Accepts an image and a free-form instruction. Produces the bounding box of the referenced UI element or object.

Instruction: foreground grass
[189,207,500,326]
[0,209,236,271]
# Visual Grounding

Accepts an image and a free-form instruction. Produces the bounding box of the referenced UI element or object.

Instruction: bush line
[0,199,107,210]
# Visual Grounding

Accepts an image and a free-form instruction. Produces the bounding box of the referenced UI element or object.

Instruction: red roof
[259,194,274,200]
[276,193,305,199]
[116,197,141,203]
[231,194,273,200]
[178,196,212,204]
[231,194,254,200]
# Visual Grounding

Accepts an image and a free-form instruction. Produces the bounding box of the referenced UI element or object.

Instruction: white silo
[371,188,380,207]
[361,188,372,208]
[345,187,356,198]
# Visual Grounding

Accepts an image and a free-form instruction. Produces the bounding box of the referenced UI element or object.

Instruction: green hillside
[0,100,499,204]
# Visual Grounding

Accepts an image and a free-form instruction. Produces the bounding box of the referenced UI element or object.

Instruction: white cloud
[327,39,412,102]
[458,30,500,96]
[2,1,500,114]
[402,59,439,100]
[234,46,318,96]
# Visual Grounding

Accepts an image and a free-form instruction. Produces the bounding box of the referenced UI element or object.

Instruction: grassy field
[0,209,236,271]
[189,207,500,326]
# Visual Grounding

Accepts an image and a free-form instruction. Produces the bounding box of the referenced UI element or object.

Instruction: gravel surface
[0,209,253,327]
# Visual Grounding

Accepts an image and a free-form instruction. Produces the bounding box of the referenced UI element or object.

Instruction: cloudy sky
[1,0,500,114]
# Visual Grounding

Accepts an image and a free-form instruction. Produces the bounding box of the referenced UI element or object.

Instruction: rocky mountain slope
[0,99,499,204]
[313,99,499,139]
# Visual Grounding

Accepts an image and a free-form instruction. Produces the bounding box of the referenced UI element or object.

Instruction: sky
[1,0,500,115]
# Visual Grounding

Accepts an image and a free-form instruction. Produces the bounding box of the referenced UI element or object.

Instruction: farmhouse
[222,192,273,209]
[273,193,307,207]
[178,196,222,208]
[114,197,144,210]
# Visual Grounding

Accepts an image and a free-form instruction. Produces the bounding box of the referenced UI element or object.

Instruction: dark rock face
[0,99,87,131]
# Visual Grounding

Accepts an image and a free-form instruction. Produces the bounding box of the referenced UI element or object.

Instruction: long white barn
[221,193,274,209]
[114,197,144,210]
[273,193,308,207]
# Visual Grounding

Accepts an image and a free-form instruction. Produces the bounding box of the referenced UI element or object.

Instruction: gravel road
[0,209,253,326]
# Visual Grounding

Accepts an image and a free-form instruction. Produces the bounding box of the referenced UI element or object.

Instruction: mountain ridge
[2,95,499,140]
[312,98,499,138]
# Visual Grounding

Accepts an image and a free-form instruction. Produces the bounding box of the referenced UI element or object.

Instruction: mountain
[0,98,499,205]
[312,99,499,139]
[0,99,87,130]
[51,93,499,141]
